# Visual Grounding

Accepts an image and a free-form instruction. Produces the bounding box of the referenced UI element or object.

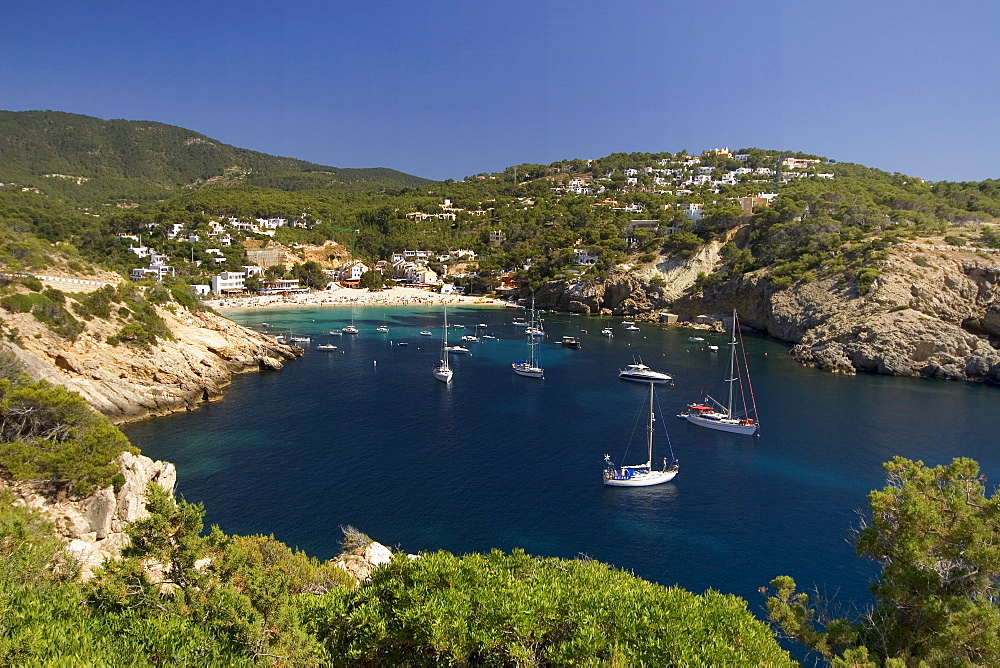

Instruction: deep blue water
[123,305,1000,619]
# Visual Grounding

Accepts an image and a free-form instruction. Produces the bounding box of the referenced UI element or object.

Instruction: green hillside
[0,110,432,205]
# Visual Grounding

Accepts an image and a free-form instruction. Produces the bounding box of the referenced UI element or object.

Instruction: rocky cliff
[2,303,301,423]
[538,234,1000,384]
[2,451,176,578]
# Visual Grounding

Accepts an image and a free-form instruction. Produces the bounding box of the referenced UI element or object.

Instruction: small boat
[477,323,487,328]
[679,310,759,435]
[376,325,389,332]
[626,325,640,331]
[512,318,529,327]
[525,326,545,337]
[329,330,343,336]
[274,335,286,343]
[601,328,613,337]
[622,321,635,326]
[560,336,581,348]
[708,344,719,352]
[316,343,338,351]
[483,335,497,340]
[452,324,466,329]
[619,360,672,384]
[433,306,453,383]
[290,335,310,343]
[688,336,705,343]
[604,382,679,487]
[461,335,479,342]
[444,345,471,354]
[419,330,433,336]
[343,309,359,335]
[397,342,408,347]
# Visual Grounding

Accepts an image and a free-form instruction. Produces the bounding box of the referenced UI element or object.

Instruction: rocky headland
[534,233,1000,385]
[3,302,301,423]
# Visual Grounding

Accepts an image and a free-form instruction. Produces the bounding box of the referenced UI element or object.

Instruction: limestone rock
[2,304,301,424]
[0,452,178,580]
[333,541,396,583]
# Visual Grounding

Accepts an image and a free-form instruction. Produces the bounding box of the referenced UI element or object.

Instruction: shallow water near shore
[124,304,1000,618]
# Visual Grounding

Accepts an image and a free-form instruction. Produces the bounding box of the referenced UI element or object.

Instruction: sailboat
[678,310,759,435]
[342,308,359,335]
[604,382,679,486]
[512,296,544,378]
[432,305,454,383]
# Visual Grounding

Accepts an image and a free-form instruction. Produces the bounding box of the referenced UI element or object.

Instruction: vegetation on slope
[0,110,432,206]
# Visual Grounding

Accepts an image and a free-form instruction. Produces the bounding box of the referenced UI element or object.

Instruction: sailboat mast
[647,382,654,467]
[726,309,737,418]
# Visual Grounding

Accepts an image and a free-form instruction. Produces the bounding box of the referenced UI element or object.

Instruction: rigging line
[653,390,677,463]
[735,313,761,428]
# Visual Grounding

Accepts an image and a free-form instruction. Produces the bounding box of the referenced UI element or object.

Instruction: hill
[0,110,432,205]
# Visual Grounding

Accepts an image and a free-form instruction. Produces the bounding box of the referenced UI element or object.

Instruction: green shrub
[912,254,932,267]
[0,292,48,313]
[108,322,158,348]
[311,549,794,665]
[30,299,84,340]
[0,378,138,496]
[17,276,43,292]
[857,267,881,294]
[944,235,966,246]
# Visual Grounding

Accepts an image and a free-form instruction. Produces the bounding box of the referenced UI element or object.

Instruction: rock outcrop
[3,304,301,423]
[538,234,1000,385]
[2,451,177,578]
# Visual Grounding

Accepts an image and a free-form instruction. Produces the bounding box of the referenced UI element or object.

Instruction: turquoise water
[123,305,1000,613]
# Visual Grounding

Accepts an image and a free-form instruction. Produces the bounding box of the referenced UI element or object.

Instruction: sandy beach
[207,285,511,310]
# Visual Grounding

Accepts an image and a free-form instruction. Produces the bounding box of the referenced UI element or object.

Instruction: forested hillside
[0,111,431,206]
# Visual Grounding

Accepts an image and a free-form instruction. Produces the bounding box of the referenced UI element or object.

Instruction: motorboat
[601,328,613,337]
[419,330,433,336]
[560,336,581,348]
[619,361,672,384]
[444,345,471,354]
[626,325,640,331]
[688,336,705,343]
[316,343,338,351]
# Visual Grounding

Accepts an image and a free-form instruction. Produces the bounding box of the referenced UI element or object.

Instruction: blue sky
[3,1,998,182]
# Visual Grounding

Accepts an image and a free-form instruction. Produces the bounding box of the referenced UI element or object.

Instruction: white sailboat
[679,310,759,435]
[604,382,679,486]
[433,305,453,383]
[342,309,359,335]
[512,296,544,378]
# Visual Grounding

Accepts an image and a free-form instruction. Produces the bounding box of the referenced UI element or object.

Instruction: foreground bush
[309,548,794,665]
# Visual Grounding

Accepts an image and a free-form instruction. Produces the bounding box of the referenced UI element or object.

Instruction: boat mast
[646,382,654,468]
[726,309,738,419]
[442,304,449,361]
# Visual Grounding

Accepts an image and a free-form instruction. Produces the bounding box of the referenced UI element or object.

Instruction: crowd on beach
[206,285,508,310]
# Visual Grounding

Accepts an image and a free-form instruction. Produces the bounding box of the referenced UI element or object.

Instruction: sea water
[123,305,1000,615]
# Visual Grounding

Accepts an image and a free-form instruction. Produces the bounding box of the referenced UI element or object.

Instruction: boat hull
[433,367,453,383]
[618,373,671,384]
[603,469,678,486]
[512,363,543,378]
[684,414,757,435]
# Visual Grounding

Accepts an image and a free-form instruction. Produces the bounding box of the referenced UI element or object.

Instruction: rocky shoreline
[533,236,1000,385]
[4,303,302,424]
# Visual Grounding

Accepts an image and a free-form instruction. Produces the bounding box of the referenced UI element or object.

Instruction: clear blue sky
[3,1,998,182]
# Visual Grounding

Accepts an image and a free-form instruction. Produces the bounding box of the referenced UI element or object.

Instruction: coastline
[206,285,510,310]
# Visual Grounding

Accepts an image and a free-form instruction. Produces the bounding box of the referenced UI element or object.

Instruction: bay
[123,304,1000,616]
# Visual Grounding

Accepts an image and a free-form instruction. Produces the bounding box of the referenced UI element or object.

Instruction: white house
[573,248,601,265]
[210,271,246,294]
[339,260,370,282]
